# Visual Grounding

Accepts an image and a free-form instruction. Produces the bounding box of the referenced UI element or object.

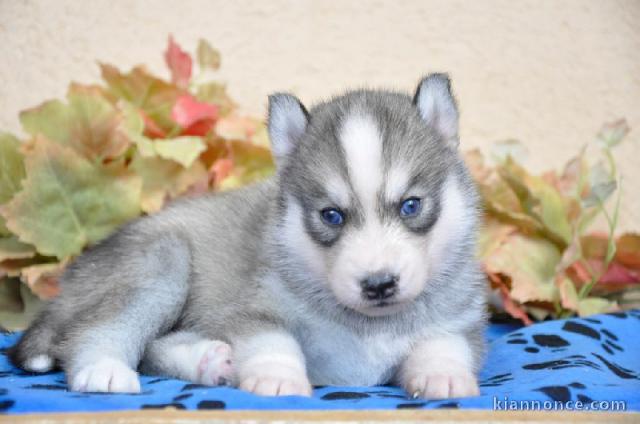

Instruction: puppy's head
[269,74,477,317]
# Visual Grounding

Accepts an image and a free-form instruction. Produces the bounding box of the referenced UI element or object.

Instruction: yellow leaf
[154,137,207,168]
[578,297,618,317]
[130,154,207,213]
[484,233,561,303]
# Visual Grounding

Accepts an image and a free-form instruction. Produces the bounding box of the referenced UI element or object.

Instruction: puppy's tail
[8,313,56,373]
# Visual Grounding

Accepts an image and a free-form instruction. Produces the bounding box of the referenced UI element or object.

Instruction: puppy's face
[270,75,476,316]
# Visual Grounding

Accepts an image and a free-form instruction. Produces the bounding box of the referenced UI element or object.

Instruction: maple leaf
[483,232,561,304]
[121,102,207,168]
[130,153,207,213]
[101,64,181,136]
[171,94,219,136]
[1,136,142,259]
[165,36,192,90]
[0,237,36,262]
[20,92,131,162]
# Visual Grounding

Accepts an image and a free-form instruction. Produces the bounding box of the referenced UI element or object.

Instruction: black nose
[360,273,398,301]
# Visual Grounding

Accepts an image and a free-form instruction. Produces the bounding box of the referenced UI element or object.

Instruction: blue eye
[400,197,421,217]
[321,208,345,226]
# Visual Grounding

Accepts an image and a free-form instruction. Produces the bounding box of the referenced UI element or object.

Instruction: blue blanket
[1,311,639,414]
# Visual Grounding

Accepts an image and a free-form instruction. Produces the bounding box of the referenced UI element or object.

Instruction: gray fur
[10,74,488,391]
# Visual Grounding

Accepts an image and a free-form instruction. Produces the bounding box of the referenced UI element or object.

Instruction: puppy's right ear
[268,93,309,165]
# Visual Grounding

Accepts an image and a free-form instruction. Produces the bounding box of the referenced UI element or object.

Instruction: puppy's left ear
[268,93,309,165]
[413,73,459,149]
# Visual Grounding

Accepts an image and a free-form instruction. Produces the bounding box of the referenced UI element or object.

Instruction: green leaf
[197,39,221,71]
[0,236,36,262]
[20,93,131,161]
[19,100,69,146]
[1,137,142,259]
[0,133,26,235]
[0,278,42,331]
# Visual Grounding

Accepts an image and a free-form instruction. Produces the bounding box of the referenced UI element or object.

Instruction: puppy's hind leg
[61,233,191,393]
[140,331,234,386]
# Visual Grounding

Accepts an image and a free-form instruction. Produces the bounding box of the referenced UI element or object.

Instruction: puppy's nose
[360,272,398,300]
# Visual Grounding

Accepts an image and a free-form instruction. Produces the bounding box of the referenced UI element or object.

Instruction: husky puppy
[10,74,487,399]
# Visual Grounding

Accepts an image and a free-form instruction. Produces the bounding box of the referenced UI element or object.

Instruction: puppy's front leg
[398,334,480,399]
[234,330,312,397]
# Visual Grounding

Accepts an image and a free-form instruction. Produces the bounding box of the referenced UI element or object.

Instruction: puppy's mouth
[356,299,407,317]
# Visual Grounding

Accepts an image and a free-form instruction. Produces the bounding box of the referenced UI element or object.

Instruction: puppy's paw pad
[71,358,140,393]
[407,372,479,399]
[195,340,234,386]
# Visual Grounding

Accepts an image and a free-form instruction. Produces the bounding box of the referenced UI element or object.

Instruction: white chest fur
[294,317,414,386]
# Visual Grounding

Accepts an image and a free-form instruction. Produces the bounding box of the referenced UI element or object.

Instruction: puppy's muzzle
[360,272,398,301]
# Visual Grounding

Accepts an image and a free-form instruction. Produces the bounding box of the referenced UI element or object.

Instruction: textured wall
[1,0,638,230]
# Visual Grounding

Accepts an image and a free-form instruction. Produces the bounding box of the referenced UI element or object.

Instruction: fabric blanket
[1,311,639,415]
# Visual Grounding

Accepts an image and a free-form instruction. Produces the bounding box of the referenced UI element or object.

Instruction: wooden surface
[2,409,639,424]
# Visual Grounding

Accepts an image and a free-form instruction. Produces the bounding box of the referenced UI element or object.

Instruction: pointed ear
[413,73,459,149]
[268,93,309,165]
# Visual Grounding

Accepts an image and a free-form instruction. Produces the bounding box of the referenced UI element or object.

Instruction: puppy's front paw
[70,357,140,393]
[405,369,479,399]
[239,359,312,397]
[195,340,234,386]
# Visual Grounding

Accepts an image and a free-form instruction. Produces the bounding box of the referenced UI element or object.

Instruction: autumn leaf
[0,237,36,262]
[483,233,561,304]
[0,278,42,331]
[130,153,207,213]
[101,64,181,136]
[20,92,131,161]
[616,233,640,268]
[196,82,235,116]
[171,95,218,132]
[0,133,26,235]
[154,137,207,168]
[165,36,192,90]
[20,262,64,299]
[1,136,142,259]
[122,102,207,167]
[216,140,275,190]
[197,39,221,71]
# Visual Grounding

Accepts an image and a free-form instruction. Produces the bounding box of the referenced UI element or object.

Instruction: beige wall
[1,0,639,230]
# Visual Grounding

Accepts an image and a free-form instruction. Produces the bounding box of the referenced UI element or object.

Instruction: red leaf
[598,261,639,285]
[172,95,219,128]
[165,36,192,89]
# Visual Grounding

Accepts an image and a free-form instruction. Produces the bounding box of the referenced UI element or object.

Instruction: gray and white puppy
[10,74,487,399]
